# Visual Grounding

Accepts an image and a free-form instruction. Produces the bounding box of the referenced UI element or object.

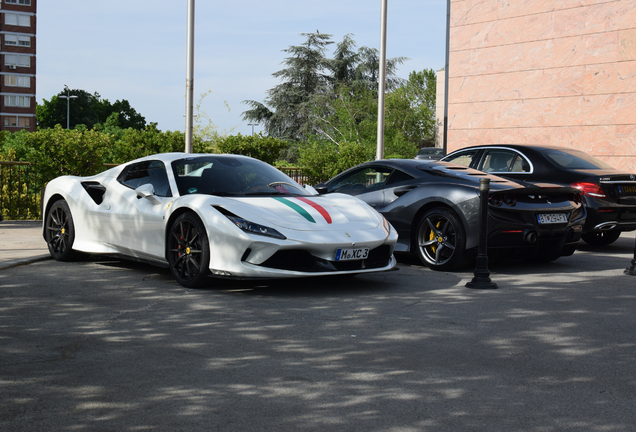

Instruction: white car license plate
[537,213,568,224]
[335,248,369,261]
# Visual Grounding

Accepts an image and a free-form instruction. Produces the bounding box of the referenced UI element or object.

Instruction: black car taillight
[503,194,516,206]
[489,193,516,207]
[570,182,606,198]
[489,194,503,207]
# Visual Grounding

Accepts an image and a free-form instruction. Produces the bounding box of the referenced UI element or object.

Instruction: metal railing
[0,161,42,221]
[279,167,307,185]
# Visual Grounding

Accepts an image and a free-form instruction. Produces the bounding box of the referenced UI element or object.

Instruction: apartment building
[0,0,35,132]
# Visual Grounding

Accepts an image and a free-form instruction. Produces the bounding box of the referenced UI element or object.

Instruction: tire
[581,230,621,246]
[44,199,78,261]
[413,207,467,271]
[167,213,211,288]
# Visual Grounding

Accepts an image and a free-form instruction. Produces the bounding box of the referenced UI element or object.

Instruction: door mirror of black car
[314,183,328,194]
[393,185,418,197]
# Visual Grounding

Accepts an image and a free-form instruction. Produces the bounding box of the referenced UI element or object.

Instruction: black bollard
[466,178,498,289]
[624,233,636,275]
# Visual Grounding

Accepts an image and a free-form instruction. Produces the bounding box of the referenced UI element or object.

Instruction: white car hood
[226,194,381,231]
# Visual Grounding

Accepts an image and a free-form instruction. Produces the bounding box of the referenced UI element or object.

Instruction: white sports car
[42,153,398,287]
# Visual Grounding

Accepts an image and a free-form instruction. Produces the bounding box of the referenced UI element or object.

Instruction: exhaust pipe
[524,230,538,244]
[594,222,618,231]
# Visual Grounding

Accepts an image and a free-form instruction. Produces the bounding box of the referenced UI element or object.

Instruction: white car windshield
[171,156,309,197]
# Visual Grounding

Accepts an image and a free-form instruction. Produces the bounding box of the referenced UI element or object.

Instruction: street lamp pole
[58,92,78,129]
[248,123,258,136]
[376,0,388,160]
[185,0,195,153]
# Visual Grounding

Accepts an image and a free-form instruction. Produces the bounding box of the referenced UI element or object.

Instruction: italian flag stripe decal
[295,197,332,224]
[273,197,333,224]
[273,197,316,223]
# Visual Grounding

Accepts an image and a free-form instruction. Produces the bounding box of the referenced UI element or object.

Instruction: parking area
[1,227,636,431]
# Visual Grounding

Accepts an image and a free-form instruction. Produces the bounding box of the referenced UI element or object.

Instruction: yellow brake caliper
[429,221,442,253]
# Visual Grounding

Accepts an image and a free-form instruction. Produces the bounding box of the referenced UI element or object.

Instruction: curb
[0,255,51,271]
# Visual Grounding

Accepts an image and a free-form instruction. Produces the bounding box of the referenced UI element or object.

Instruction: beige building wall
[446,0,636,170]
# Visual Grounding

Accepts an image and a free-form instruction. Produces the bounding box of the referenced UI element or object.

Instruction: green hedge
[0,126,417,219]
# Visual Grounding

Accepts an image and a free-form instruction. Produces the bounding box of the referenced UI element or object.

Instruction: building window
[4,34,31,47]
[4,95,30,107]
[5,0,31,5]
[4,54,30,68]
[4,74,30,87]
[4,13,30,27]
[3,116,31,127]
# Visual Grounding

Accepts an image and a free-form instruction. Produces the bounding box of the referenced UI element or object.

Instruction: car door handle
[394,185,418,197]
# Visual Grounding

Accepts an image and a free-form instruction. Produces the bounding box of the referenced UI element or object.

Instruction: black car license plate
[618,185,636,194]
[537,213,568,224]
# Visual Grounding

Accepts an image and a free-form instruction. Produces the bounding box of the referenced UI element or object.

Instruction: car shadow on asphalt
[395,235,636,278]
[83,236,636,295]
[87,255,408,297]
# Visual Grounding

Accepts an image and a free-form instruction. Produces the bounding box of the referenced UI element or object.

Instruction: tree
[242,32,408,143]
[386,68,437,146]
[348,45,408,93]
[242,31,333,141]
[192,90,236,153]
[37,86,147,130]
[37,88,101,129]
[106,99,146,130]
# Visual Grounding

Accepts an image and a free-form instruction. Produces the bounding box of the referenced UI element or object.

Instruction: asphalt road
[2,237,636,431]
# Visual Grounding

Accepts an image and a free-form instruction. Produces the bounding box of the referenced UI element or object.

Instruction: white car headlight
[225,215,287,240]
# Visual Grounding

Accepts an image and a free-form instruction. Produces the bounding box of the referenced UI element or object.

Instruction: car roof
[123,153,258,165]
[447,144,576,154]
[417,147,444,154]
[351,158,517,184]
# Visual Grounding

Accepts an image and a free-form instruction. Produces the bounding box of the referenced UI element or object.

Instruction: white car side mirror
[135,184,161,204]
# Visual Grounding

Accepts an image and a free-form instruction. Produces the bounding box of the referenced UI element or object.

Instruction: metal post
[442,0,451,155]
[58,92,78,129]
[185,0,195,153]
[375,0,388,160]
[466,178,498,289]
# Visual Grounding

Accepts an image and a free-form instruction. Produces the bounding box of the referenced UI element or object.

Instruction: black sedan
[442,144,636,246]
[415,147,444,160]
[315,159,586,271]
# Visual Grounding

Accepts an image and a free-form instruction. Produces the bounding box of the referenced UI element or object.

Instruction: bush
[216,133,290,165]
[22,125,112,188]
[108,124,186,164]
[298,140,374,184]
[297,136,417,184]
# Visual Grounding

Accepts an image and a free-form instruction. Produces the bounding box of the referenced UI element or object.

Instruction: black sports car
[315,159,586,271]
[442,144,636,246]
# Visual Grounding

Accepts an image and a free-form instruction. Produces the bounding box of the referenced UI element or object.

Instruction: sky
[37,1,448,135]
